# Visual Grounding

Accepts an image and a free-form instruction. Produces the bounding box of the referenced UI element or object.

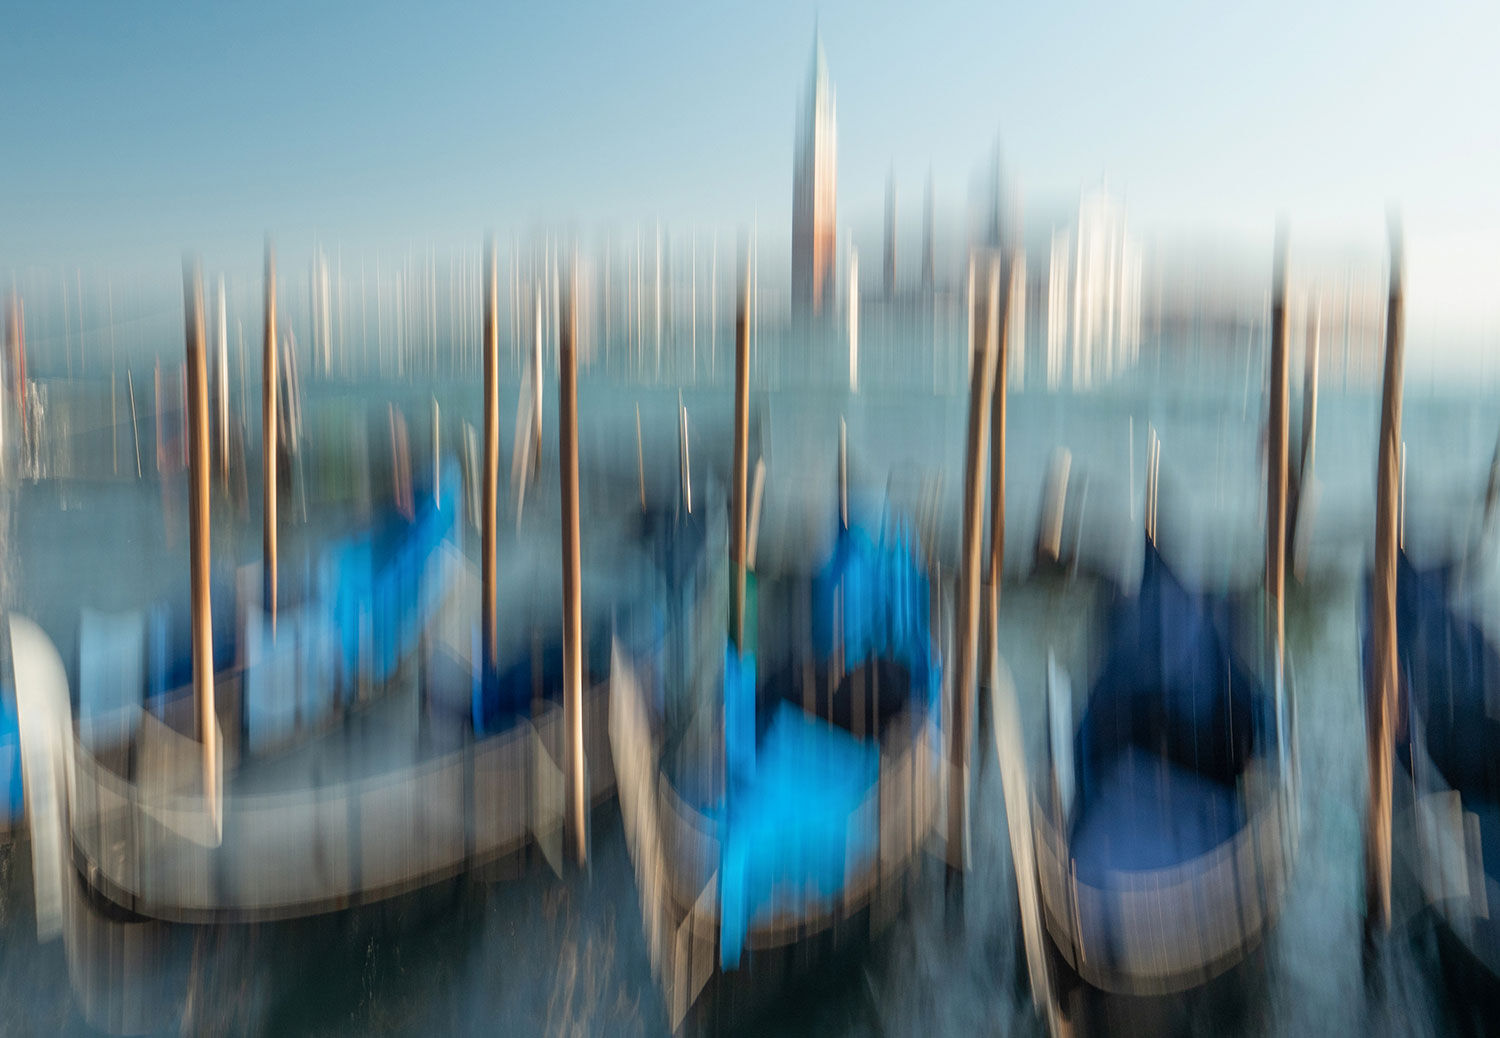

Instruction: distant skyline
[3,1,1498,367]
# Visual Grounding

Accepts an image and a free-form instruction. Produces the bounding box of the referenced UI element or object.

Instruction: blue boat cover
[326,459,463,690]
[0,685,21,822]
[1071,538,1270,883]
[146,601,172,708]
[472,637,558,734]
[715,520,935,969]
[144,590,237,713]
[1070,748,1246,889]
[470,626,613,736]
[812,523,939,716]
[725,644,757,789]
[719,700,879,969]
[1383,551,1500,953]
[1388,553,1500,804]
[145,458,461,741]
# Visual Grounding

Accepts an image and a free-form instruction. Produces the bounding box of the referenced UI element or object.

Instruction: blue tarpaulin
[718,521,934,969]
[719,700,879,969]
[1071,538,1270,882]
[0,687,21,822]
[470,626,615,736]
[1387,553,1500,803]
[812,523,939,715]
[1381,551,1500,961]
[725,645,757,790]
[231,459,460,741]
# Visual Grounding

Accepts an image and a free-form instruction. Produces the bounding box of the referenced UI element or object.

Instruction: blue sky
[2,1,1497,356]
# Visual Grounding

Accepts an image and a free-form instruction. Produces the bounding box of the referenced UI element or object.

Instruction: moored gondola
[611,499,943,1031]
[610,265,945,1031]
[1381,544,1500,990]
[1003,232,1301,1025]
[1028,530,1296,998]
[1363,225,1500,1016]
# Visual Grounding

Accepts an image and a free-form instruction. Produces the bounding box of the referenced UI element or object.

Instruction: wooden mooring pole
[183,260,220,838]
[483,237,500,672]
[262,241,279,630]
[981,249,1018,703]
[947,253,1000,877]
[4,294,24,448]
[128,368,142,478]
[1291,298,1320,575]
[217,275,230,493]
[559,259,587,865]
[1366,218,1405,943]
[1268,228,1289,688]
[838,416,848,531]
[731,251,751,653]
[1300,302,1320,503]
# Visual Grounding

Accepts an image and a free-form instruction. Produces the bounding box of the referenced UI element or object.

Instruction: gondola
[1382,538,1500,990]
[1364,425,1500,1027]
[7,242,687,923]
[7,447,664,922]
[1351,225,1500,1011]
[611,483,943,1031]
[1027,525,1296,998]
[0,453,462,838]
[1009,238,1300,1016]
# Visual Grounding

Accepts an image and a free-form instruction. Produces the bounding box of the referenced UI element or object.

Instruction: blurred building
[1035,188,1143,390]
[792,32,837,324]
